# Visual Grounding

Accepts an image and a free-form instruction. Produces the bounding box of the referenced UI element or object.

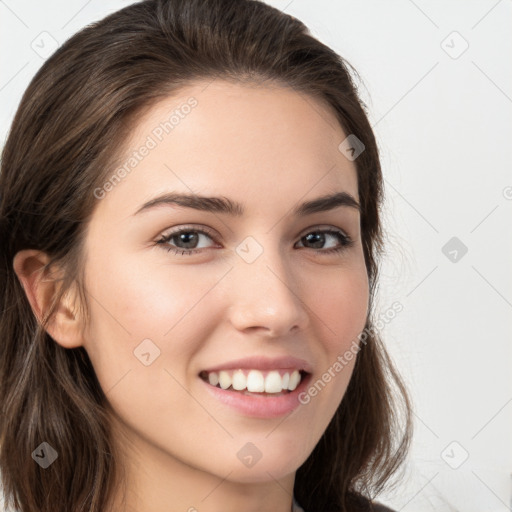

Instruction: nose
[226,242,310,338]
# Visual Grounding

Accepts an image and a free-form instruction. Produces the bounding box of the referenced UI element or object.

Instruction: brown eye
[296,229,353,254]
[156,226,218,255]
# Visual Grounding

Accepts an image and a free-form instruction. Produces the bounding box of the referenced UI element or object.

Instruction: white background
[1,1,511,511]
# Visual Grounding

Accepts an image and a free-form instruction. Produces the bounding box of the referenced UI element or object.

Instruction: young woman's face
[81,79,369,490]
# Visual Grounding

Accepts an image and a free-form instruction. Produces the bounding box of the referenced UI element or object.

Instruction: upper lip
[200,355,313,374]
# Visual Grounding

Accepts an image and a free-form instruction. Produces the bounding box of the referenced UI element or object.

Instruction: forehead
[96,79,359,218]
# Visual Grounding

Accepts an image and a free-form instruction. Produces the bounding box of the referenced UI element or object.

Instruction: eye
[155,225,354,256]
[156,225,218,256]
[295,227,354,255]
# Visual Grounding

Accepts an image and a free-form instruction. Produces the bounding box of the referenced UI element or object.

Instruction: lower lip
[199,373,312,419]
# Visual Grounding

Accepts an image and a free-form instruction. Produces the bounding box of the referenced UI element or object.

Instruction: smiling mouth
[199,368,308,395]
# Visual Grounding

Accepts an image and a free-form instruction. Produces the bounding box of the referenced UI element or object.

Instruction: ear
[12,249,84,349]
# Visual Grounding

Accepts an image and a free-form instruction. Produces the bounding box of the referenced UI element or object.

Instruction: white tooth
[208,372,219,386]
[282,372,290,389]
[265,370,283,393]
[232,370,247,391]
[218,371,232,390]
[287,370,301,391]
[246,370,265,392]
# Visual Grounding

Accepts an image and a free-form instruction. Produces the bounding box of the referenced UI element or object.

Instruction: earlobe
[12,249,84,349]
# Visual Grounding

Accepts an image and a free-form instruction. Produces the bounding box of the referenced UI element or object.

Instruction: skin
[14,79,369,512]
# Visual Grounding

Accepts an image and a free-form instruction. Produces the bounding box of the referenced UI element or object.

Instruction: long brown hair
[0,1,412,511]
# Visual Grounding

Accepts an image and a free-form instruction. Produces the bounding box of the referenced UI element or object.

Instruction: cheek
[308,261,369,350]
[293,262,368,441]
[306,260,369,399]
[85,245,188,332]
[81,248,229,380]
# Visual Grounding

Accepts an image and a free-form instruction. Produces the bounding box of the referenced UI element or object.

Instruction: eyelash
[155,225,354,256]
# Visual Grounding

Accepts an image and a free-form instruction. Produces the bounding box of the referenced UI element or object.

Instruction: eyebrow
[133,191,360,217]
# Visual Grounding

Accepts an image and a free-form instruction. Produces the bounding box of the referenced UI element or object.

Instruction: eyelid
[158,224,218,239]
[155,223,354,257]
[157,223,351,243]
[297,224,350,239]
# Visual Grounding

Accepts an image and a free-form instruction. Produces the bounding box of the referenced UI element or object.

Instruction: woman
[0,1,412,511]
